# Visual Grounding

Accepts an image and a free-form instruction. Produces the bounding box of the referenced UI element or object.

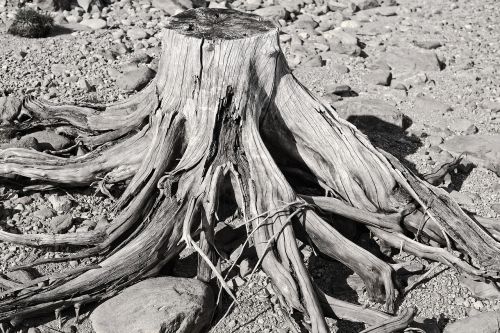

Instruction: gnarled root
[0,8,498,333]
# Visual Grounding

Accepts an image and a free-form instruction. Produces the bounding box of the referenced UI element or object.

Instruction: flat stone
[80,18,107,30]
[350,0,380,10]
[448,119,478,134]
[414,40,442,49]
[91,277,214,333]
[366,69,392,86]
[414,96,453,114]
[254,5,288,20]
[117,67,156,91]
[442,135,500,176]
[379,48,442,76]
[302,55,324,67]
[127,28,149,40]
[333,98,404,131]
[324,29,358,46]
[23,131,71,151]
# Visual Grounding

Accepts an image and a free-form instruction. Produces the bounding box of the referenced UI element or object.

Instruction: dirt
[0,0,499,332]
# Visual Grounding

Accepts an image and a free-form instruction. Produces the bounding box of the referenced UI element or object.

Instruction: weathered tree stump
[1,8,500,333]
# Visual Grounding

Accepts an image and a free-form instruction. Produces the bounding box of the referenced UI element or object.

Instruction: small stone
[239,258,252,277]
[302,55,324,67]
[127,28,149,40]
[47,195,72,213]
[117,67,156,91]
[340,20,360,29]
[333,98,404,131]
[80,18,107,30]
[414,96,453,114]
[76,78,93,92]
[414,40,442,50]
[33,206,55,220]
[27,328,41,333]
[366,70,392,86]
[48,214,74,233]
[428,135,444,146]
[254,5,288,20]
[23,130,71,151]
[448,119,478,134]
[325,84,356,97]
[491,204,500,214]
[332,64,350,74]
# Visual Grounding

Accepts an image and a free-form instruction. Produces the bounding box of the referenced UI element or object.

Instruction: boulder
[442,135,500,176]
[444,311,500,333]
[91,277,214,333]
[333,98,404,131]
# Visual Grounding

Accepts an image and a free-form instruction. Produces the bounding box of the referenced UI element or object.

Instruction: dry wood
[0,8,499,333]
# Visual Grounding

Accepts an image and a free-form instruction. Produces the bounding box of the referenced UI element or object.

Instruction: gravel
[0,0,499,332]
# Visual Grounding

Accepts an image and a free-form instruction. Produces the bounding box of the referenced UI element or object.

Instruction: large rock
[444,311,500,333]
[91,277,214,333]
[442,134,500,176]
[117,67,156,91]
[378,48,442,76]
[333,98,404,131]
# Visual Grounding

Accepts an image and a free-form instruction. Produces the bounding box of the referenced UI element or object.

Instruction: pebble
[80,18,107,30]
[127,28,149,40]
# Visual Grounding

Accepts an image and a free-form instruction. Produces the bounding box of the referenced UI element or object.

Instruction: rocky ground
[0,0,499,332]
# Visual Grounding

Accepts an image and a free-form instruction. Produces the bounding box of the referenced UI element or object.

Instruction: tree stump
[1,8,500,333]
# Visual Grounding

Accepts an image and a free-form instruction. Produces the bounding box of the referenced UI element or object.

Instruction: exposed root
[0,8,497,333]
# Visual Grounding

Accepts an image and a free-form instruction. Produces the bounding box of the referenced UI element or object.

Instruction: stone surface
[23,131,71,151]
[91,277,214,333]
[379,48,442,76]
[117,67,156,91]
[414,96,453,114]
[80,19,107,30]
[254,5,288,20]
[442,135,500,176]
[444,311,500,333]
[47,195,72,213]
[47,214,73,233]
[333,98,404,130]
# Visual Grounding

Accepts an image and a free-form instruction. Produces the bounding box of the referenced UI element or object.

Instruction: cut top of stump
[166,8,277,40]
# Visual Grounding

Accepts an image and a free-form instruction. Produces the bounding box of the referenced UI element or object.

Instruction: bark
[0,7,499,333]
